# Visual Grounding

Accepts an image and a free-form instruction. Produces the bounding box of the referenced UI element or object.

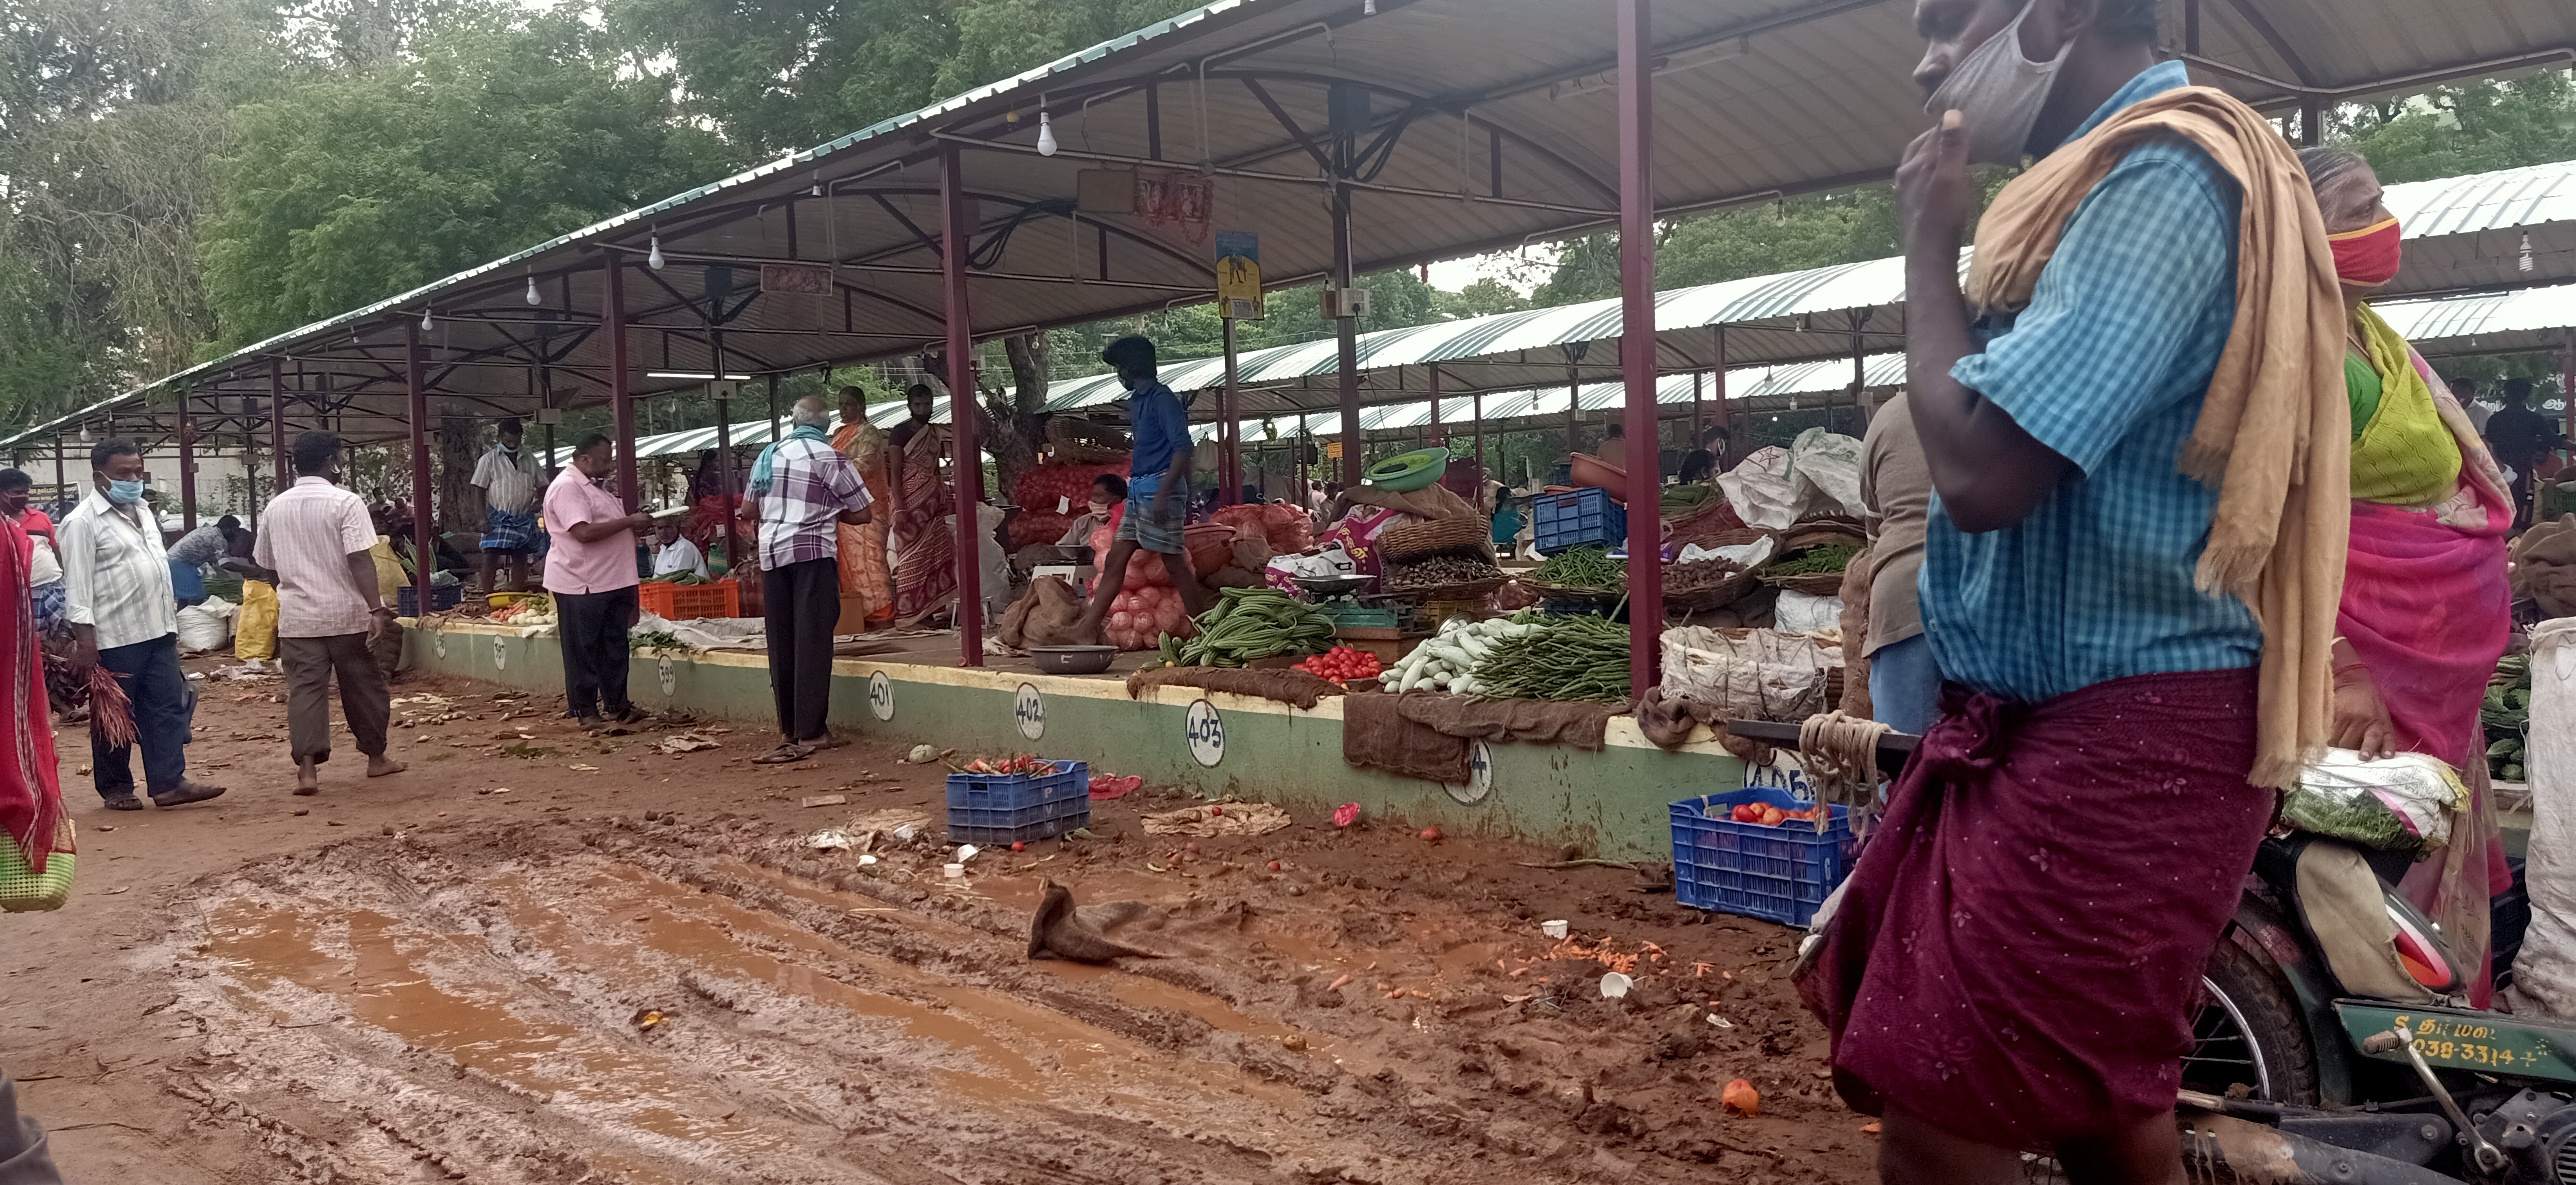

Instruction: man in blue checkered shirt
[1799,1,2308,1180]
[741,395,873,764]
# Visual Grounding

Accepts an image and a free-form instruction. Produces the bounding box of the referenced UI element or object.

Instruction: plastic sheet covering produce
[1785,428,1863,519]
[2505,618,2576,1020]
[2281,749,2467,850]
[1660,626,1843,723]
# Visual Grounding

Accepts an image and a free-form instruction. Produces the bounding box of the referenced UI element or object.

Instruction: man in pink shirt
[544,433,653,730]
[236,431,404,795]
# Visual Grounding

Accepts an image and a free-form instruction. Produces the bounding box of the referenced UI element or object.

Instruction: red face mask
[2327,216,2402,286]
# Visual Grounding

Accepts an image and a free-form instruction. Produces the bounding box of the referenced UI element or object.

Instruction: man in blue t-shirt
[1073,336,1210,642]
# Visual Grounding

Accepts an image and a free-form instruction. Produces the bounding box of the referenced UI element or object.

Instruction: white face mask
[1923,0,2071,166]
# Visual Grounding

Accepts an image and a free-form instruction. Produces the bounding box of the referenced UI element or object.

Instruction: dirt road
[2,661,1875,1183]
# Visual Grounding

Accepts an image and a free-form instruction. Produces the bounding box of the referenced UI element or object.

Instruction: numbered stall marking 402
[1014,683,1045,741]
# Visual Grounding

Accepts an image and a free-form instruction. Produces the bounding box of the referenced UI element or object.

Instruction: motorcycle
[1728,719,2566,1184]
[2184,832,2564,1185]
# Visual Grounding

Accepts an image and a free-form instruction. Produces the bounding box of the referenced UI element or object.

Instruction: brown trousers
[281,632,392,765]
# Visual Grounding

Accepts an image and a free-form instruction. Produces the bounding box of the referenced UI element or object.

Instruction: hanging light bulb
[1363,0,1376,14]
[2522,232,2535,275]
[524,272,541,306]
[648,232,665,270]
[421,308,433,332]
[1036,106,1057,157]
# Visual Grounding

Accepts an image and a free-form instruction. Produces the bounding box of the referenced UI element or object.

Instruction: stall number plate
[2338,1003,2573,1077]
[1184,699,1224,767]
[1014,683,1045,741]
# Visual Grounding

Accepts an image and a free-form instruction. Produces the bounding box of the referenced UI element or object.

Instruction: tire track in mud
[155,813,1857,1183]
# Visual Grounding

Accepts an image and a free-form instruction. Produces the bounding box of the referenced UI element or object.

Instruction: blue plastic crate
[1670,786,1856,927]
[1532,488,1627,556]
[397,584,463,616]
[945,760,1091,844]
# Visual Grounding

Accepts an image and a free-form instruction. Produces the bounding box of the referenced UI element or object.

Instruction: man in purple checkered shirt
[739,395,873,764]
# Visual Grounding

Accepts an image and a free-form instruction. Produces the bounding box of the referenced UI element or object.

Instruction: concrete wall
[403,622,1747,859]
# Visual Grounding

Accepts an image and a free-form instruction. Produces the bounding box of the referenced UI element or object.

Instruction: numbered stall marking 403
[1184,699,1225,767]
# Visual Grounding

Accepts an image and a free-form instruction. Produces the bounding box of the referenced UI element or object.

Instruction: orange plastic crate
[636,578,741,620]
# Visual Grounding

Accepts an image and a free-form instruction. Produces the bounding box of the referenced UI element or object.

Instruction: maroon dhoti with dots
[1797,667,2277,1149]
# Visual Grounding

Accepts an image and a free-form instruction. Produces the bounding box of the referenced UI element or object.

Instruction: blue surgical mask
[105,479,146,506]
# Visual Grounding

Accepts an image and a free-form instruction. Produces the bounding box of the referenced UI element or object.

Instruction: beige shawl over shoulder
[1964,85,2347,788]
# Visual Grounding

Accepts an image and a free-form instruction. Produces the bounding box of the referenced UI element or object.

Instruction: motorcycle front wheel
[2186,933,2322,1106]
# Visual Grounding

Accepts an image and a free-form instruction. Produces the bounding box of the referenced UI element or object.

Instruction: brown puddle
[204,900,777,1154]
[566,860,1303,1106]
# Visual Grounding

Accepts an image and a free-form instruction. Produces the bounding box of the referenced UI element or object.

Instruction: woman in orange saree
[885,384,957,622]
[831,387,895,625]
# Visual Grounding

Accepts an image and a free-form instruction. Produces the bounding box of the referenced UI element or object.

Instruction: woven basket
[1662,560,1761,612]
[1377,516,1491,564]
[0,817,74,913]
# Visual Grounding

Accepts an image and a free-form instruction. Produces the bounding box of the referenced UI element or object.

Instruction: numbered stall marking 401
[867,671,895,721]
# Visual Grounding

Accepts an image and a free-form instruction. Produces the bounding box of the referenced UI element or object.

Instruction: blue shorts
[1115,482,1188,553]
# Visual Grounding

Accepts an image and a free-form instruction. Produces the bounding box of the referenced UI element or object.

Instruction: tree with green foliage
[198,12,732,348]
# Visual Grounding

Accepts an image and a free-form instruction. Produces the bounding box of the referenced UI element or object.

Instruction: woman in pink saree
[2306,146,2517,1005]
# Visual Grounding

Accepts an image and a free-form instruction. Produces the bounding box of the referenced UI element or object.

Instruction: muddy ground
[2,659,1877,1183]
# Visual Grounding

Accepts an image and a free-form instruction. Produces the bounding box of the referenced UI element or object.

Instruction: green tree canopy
[198,12,732,348]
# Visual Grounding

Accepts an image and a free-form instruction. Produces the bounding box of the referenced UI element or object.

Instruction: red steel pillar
[941,140,985,665]
[1616,0,1662,693]
[607,254,638,510]
[1221,317,1241,506]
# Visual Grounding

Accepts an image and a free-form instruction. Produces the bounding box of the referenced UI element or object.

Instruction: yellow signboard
[1215,230,1263,320]
[1325,440,1343,459]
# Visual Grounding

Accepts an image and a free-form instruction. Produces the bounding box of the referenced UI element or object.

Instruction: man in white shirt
[59,439,225,810]
[232,431,404,796]
[469,418,543,594]
[650,521,707,581]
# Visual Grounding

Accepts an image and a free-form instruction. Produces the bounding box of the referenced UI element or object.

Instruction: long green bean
[1468,614,1631,701]
[1533,547,1626,592]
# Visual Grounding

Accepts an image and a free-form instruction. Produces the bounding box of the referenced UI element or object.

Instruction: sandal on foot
[751,743,813,765]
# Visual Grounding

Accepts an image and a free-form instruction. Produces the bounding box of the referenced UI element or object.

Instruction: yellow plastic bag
[235,580,278,661]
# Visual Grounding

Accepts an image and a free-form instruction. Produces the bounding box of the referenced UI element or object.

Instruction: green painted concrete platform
[402,621,1747,860]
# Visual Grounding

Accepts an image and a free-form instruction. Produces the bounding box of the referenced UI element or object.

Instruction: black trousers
[763,557,840,743]
[554,585,637,719]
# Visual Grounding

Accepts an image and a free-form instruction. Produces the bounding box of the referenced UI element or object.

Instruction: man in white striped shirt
[233,431,404,796]
[59,439,225,810]
[471,418,543,593]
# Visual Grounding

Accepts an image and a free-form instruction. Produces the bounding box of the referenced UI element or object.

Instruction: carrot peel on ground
[1327,974,1352,992]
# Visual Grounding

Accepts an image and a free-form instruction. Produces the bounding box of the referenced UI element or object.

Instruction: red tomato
[1730,803,1763,823]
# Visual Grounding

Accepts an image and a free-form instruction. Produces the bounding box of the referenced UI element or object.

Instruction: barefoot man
[235,431,404,794]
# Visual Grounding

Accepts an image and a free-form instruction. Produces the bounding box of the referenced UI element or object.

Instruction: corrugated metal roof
[22,0,2576,451]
